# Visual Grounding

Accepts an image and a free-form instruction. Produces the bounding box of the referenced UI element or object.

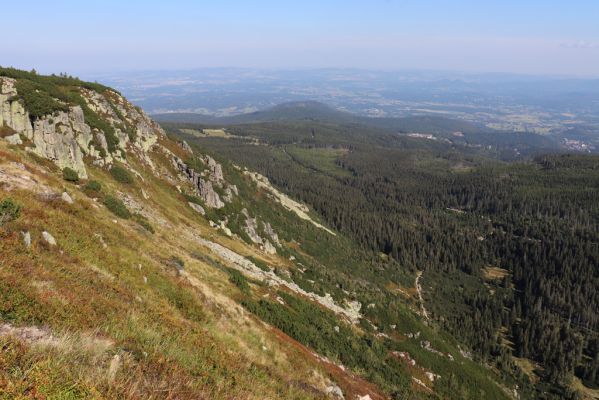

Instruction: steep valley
[0,68,597,400]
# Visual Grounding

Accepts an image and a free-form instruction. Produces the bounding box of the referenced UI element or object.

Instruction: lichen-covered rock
[325,385,344,399]
[198,178,224,208]
[30,108,90,178]
[0,78,33,139]
[263,240,277,254]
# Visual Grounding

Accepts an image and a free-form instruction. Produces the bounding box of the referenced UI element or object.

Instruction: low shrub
[134,213,155,233]
[82,180,102,197]
[0,198,21,226]
[84,180,101,192]
[110,165,133,184]
[103,195,131,219]
[62,167,79,182]
[247,256,270,272]
[228,269,250,294]
[169,256,185,271]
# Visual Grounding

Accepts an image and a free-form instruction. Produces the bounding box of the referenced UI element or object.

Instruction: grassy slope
[0,142,325,399]
[0,132,518,399]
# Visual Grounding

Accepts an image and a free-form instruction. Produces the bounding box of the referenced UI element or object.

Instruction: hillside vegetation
[164,116,599,400]
[0,68,533,399]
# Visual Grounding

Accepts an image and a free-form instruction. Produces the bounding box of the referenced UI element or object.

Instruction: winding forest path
[415,271,429,322]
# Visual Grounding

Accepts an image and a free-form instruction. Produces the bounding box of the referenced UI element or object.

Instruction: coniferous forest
[165,120,599,398]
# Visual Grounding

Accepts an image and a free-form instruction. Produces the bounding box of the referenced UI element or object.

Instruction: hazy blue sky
[3,0,599,76]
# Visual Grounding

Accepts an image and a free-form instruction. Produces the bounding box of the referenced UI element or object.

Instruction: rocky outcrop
[30,107,92,178]
[172,156,226,209]
[241,209,279,254]
[263,221,281,246]
[242,209,263,244]
[0,78,33,138]
[82,88,162,154]
[179,140,193,154]
[204,155,224,183]
[198,178,224,208]
[0,76,164,178]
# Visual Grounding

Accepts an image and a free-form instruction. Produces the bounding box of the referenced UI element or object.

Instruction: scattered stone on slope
[0,322,114,352]
[42,231,57,246]
[107,354,121,382]
[219,220,233,237]
[0,162,54,194]
[242,169,336,235]
[61,191,74,204]
[0,323,59,347]
[94,233,108,249]
[190,232,362,323]
[21,231,31,248]
[326,385,345,399]
[188,202,206,215]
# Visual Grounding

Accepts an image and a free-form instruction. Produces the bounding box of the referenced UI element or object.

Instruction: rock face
[31,108,91,178]
[198,179,225,209]
[0,79,33,138]
[0,76,163,178]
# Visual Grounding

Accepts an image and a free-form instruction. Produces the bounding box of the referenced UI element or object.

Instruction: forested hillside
[165,120,599,399]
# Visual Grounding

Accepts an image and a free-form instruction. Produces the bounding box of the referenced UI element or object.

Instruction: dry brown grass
[0,141,329,399]
[484,266,509,280]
